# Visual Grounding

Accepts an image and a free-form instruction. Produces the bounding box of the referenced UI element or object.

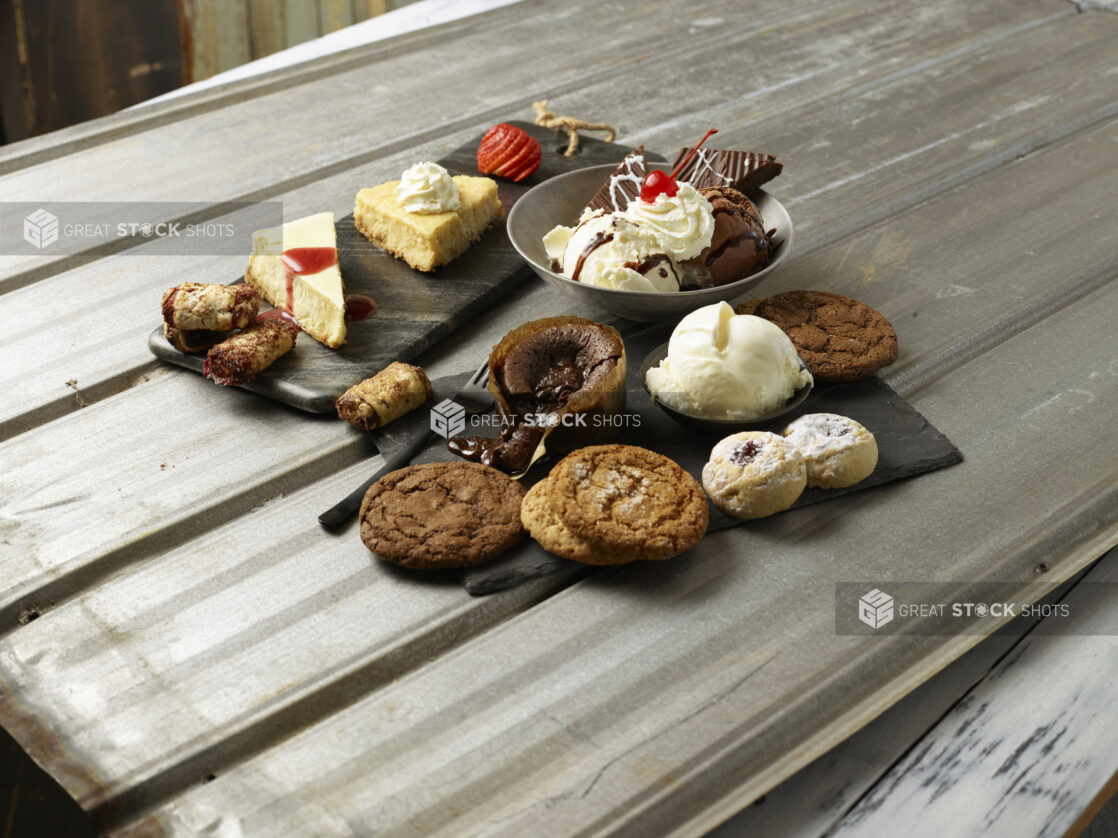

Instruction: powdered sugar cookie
[702,432,806,519]
[781,413,877,489]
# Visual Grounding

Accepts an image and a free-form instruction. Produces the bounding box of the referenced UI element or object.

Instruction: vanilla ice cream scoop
[544,211,681,292]
[645,301,812,420]
[543,183,716,293]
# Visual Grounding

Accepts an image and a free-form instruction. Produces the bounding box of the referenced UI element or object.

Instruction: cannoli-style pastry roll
[163,323,225,353]
[203,320,298,386]
[162,282,260,332]
[336,361,431,430]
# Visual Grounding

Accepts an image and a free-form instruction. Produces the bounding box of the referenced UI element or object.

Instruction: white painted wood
[704,571,1093,838]
[825,552,1118,838]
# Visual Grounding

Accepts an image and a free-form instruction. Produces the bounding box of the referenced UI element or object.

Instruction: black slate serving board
[364,321,963,596]
[148,123,665,413]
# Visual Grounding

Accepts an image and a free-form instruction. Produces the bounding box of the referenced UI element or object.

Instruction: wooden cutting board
[147,122,663,413]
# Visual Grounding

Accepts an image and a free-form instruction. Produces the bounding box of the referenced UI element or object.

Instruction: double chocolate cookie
[735,290,897,382]
[360,461,526,569]
[522,445,708,564]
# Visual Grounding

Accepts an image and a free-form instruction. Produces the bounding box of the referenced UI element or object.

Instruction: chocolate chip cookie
[359,461,526,569]
[735,290,897,382]
[544,445,708,561]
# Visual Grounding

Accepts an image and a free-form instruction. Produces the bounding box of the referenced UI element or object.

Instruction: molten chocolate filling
[448,323,623,472]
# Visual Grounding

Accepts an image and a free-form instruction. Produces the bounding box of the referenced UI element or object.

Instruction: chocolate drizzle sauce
[447,422,545,471]
[704,230,766,267]
[571,231,614,283]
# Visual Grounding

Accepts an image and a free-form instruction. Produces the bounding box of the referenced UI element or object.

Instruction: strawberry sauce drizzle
[278,246,337,313]
[344,294,378,322]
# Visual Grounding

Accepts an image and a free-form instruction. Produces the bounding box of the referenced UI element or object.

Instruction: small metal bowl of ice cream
[506,163,793,322]
[640,302,814,432]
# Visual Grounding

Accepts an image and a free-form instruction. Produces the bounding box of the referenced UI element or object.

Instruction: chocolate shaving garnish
[671,147,783,194]
[584,147,648,214]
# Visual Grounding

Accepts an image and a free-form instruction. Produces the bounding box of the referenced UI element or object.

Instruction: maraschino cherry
[639,128,718,204]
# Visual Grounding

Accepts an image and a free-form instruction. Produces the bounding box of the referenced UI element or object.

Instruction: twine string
[532,100,617,157]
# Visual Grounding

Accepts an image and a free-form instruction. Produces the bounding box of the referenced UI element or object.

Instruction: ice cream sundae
[543,130,781,292]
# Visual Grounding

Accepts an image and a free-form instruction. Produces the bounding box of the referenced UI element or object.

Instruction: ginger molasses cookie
[520,480,629,566]
[782,413,878,489]
[545,444,708,561]
[702,432,806,520]
[735,290,897,382]
[359,461,525,569]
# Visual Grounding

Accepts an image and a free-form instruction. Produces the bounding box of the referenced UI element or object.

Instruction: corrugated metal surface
[1,0,1116,835]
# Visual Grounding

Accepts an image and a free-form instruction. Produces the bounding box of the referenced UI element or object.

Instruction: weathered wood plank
[0,0,513,172]
[319,0,355,34]
[0,0,1069,288]
[0,455,572,818]
[0,2,1116,835]
[119,279,1118,837]
[283,0,321,47]
[0,119,1115,832]
[4,7,1116,438]
[825,554,1118,838]
[3,58,1117,649]
[0,369,360,621]
[247,0,286,57]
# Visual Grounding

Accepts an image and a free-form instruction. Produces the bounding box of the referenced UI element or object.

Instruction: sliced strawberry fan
[476,123,542,183]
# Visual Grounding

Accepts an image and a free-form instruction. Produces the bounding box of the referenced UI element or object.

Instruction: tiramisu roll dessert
[543,129,782,292]
[336,362,431,431]
[161,282,260,353]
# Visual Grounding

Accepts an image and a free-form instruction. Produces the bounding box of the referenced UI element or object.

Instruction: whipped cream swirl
[619,182,714,261]
[395,162,461,214]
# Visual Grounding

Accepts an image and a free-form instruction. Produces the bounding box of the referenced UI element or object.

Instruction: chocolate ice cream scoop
[684,186,774,287]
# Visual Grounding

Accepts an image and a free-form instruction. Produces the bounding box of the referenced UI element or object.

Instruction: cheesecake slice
[354,176,502,272]
[245,212,346,348]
